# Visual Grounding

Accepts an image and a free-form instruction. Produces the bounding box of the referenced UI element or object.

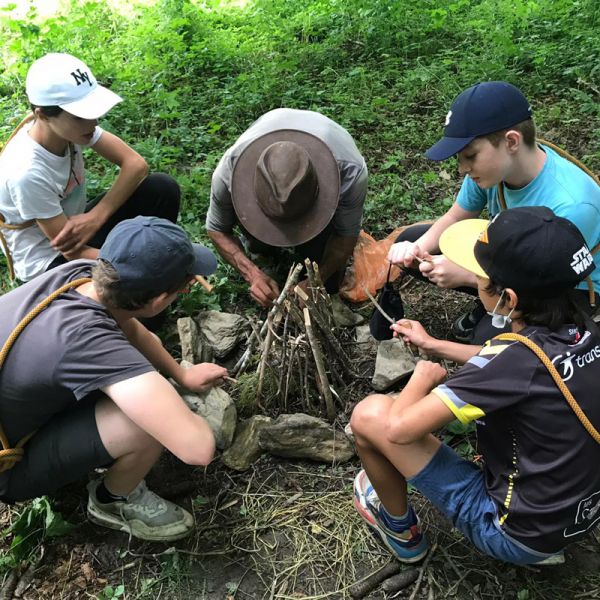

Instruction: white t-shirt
[0,123,103,281]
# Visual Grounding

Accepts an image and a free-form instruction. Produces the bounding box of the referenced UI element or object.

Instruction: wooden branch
[349,561,402,599]
[312,262,333,310]
[194,274,214,293]
[234,263,303,375]
[295,285,357,378]
[364,286,395,324]
[255,315,274,406]
[304,258,319,303]
[304,308,335,421]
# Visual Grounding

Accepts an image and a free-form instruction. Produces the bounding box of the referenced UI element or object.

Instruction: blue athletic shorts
[408,443,562,565]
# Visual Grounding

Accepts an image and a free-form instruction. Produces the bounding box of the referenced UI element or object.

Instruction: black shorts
[0,398,113,503]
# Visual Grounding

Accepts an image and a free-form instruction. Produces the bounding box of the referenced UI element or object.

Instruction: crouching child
[351,206,600,565]
[0,216,228,541]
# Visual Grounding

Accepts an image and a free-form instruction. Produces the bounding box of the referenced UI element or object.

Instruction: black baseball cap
[426,81,532,161]
[99,216,218,292]
[439,207,596,295]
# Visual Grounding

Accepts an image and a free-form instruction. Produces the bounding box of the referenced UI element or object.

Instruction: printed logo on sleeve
[564,489,600,538]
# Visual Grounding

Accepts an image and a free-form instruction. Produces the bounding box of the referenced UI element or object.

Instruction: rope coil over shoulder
[0,277,91,472]
[496,333,600,445]
[497,138,600,308]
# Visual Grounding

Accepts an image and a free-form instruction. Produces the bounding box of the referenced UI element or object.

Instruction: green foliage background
[0,0,599,292]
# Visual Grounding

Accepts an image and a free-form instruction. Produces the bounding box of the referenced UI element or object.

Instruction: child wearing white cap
[0,53,181,282]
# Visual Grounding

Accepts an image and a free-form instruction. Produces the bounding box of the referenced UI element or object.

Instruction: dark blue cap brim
[425,135,476,161]
[192,243,218,276]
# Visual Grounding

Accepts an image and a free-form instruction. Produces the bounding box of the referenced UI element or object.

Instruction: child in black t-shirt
[352,206,600,565]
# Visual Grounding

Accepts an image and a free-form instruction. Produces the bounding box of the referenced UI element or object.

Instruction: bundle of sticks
[233,259,358,422]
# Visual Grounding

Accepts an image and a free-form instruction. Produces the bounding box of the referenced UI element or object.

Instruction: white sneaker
[87,480,194,541]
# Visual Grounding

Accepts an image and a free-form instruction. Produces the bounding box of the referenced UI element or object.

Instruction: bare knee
[95,397,162,459]
[351,394,393,443]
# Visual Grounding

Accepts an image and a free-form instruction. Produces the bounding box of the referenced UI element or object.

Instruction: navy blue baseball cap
[426,81,532,161]
[99,216,217,292]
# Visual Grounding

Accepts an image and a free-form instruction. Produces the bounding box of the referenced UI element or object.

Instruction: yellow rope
[0,114,37,281]
[0,277,91,472]
[496,333,600,444]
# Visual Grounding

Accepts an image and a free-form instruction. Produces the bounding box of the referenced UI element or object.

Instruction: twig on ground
[348,561,402,599]
[381,567,419,594]
[408,542,437,600]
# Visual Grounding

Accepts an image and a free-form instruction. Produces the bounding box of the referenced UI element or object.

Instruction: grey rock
[197,311,249,358]
[177,317,213,364]
[331,293,364,327]
[355,324,378,354]
[259,413,355,463]
[371,339,416,391]
[175,383,237,450]
[222,415,273,471]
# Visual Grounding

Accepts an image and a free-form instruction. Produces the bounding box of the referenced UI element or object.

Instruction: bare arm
[386,361,455,444]
[415,202,480,254]
[207,229,279,307]
[52,132,148,253]
[119,317,227,392]
[392,319,482,364]
[37,213,99,260]
[103,371,216,465]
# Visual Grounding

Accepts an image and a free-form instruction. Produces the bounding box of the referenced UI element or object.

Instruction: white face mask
[487,290,515,329]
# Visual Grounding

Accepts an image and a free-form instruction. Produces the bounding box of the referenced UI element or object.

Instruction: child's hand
[391,318,435,351]
[418,253,474,288]
[387,241,423,267]
[413,360,447,387]
[52,213,99,253]
[179,363,229,393]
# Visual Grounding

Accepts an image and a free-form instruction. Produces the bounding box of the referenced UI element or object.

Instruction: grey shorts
[0,398,113,503]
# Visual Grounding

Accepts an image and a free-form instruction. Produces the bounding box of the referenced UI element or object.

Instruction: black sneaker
[451,301,486,343]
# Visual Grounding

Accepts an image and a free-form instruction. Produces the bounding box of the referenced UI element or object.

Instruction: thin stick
[304,258,319,303]
[223,375,238,384]
[234,263,303,376]
[295,285,357,377]
[363,286,395,324]
[408,542,437,600]
[304,308,335,421]
[256,315,274,405]
[194,274,214,292]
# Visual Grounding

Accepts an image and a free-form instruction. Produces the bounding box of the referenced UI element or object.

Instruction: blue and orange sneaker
[353,469,428,563]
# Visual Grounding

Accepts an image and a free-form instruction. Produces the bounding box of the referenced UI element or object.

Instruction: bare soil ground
[1,280,599,600]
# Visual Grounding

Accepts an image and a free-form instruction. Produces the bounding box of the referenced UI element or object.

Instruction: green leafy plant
[96,584,125,600]
[0,497,73,573]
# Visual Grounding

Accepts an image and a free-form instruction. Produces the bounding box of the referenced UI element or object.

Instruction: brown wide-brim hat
[231,129,340,247]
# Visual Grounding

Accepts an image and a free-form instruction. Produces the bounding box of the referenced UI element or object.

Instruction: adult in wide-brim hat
[231,129,340,247]
[206,108,367,309]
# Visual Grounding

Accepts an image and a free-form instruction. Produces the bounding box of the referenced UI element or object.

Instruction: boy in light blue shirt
[388,81,600,343]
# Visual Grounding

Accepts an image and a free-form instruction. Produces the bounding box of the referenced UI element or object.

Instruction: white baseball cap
[26,53,122,119]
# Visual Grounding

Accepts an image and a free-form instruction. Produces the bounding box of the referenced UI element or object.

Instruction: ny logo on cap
[444,110,452,127]
[70,69,92,87]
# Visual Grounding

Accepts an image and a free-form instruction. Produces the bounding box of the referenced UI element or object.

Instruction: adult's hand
[391,319,436,352]
[179,363,229,393]
[418,252,474,288]
[387,240,423,268]
[249,271,280,307]
[51,212,100,253]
